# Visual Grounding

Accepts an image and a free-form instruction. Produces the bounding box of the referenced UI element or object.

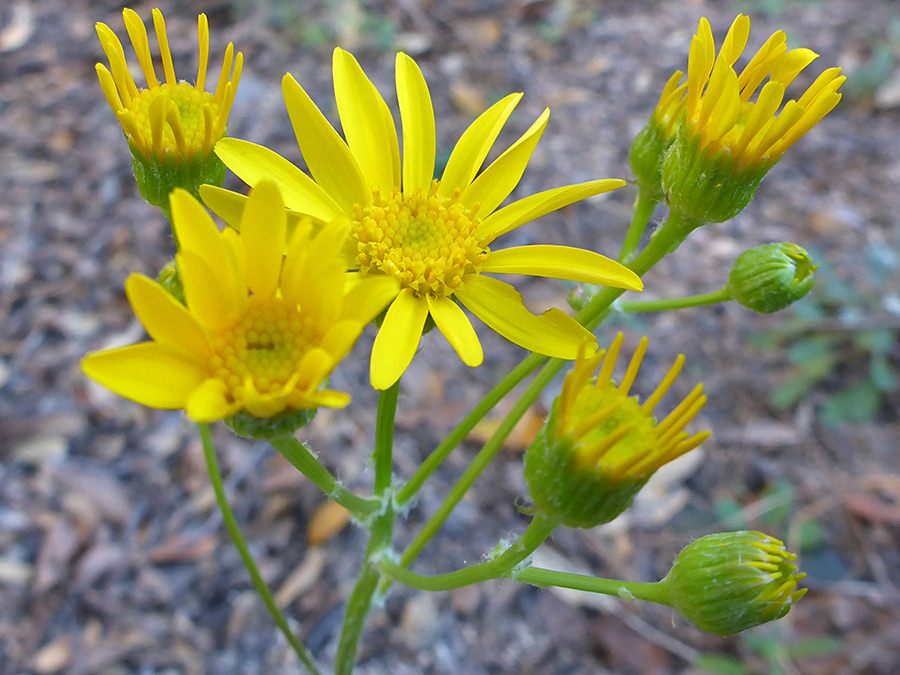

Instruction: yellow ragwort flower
[81,182,397,422]
[95,8,242,162]
[682,14,845,171]
[524,334,710,528]
[205,49,642,389]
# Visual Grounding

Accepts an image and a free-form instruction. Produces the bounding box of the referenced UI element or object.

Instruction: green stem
[514,566,673,607]
[618,189,658,264]
[334,381,400,675]
[270,437,381,519]
[618,287,732,313]
[379,515,557,591]
[198,424,322,675]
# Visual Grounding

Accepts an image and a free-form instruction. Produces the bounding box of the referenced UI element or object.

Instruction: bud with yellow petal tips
[728,242,817,313]
[660,15,844,226]
[524,334,710,528]
[95,8,243,209]
[662,531,808,635]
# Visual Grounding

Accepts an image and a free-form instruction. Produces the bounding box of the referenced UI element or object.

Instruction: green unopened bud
[728,243,817,313]
[226,408,317,441]
[663,531,807,636]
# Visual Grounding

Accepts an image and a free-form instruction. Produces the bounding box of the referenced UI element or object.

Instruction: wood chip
[307,500,351,545]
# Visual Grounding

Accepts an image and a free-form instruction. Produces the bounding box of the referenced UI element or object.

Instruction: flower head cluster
[524,334,710,528]
[664,530,808,635]
[96,8,242,163]
[81,182,397,422]
[206,48,643,389]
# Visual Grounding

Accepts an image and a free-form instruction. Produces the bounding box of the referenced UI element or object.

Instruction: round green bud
[225,408,317,441]
[663,531,807,636]
[728,243,817,313]
[523,407,649,529]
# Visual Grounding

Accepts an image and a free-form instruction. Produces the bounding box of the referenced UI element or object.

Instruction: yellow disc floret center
[209,296,315,401]
[566,385,658,472]
[353,183,488,297]
[126,82,220,159]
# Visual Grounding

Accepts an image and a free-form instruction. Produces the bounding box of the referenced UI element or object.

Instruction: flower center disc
[127,82,219,158]
[569,386,658,469]
[209,297,315,399]
[353,185,488,297]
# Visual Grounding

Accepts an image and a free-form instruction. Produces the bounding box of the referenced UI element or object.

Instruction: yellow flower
[683,14,844,171]
[81,182,397,422]
[524,334,710,528]
[205,49,642,389]
[95,8,242,162]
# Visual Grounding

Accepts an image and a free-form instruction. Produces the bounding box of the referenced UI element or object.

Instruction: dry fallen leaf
[307,500,351,545]
[467,406,546,453]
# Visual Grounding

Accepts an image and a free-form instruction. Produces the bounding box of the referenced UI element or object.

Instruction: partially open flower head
[663,530,808,636]
[95,8,243,205]
[661,15,845,225]
[524,334,710,528]
[81,182,396,424]
[205,48,642,390]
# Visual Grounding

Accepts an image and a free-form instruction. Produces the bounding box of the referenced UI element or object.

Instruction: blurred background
[1,0,898,673]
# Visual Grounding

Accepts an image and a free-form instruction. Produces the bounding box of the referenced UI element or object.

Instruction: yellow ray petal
[199,185,311,241]
[169,188,225,254]
[186,378,239,422]
[481,245,643,291]
[437,92,522,198]
[333,48,400,195]
[124,274,211,357]
[460,108,550,216]
[122,8,158,88]
[196,14,209,91]
[300,388,352,409]
[476,179,625,240]
[340,274,401,325]
[454,275,594,358]
[396,53,436,195]
[770,48,818,88]
[241,181,286,298]
[370,289,428,389]
[177,249,244,332]
[151,9,176,86]
[82,343,207,409]
[426,295,483,367]
[214,138,345,223]
[282,73,371,212]
[95,23,137,104]
[95,64,124,114]
[282,220,350,325]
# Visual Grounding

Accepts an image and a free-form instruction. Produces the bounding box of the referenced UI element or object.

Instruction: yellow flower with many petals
[206,49,643,389]
[96,8,242,163]
[682,14,844,171]
[524,334,710,528]
[81,182,397,422]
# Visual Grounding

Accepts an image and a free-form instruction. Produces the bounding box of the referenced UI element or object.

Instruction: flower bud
[524,335,710,529]
[663,531,807,636]
[728,243,817,313]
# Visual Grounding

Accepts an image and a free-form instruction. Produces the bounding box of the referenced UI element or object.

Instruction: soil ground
[1,0,899,673]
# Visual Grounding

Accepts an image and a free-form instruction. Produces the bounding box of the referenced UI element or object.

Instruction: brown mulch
[1,0,899,673]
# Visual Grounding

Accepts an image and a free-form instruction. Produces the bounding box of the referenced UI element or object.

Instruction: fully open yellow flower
[683,14,845,171]
[82,182,397,422]
[96,8,242,162]
[204,49,642,389]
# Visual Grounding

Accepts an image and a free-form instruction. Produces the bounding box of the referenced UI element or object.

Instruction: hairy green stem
[198,424,322,675]
[514,566,672,606]
[618,189,658,264]
[334,381,399,675]
[618,287,732,313]
[270,436,381,518]
[379,515,557,591]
